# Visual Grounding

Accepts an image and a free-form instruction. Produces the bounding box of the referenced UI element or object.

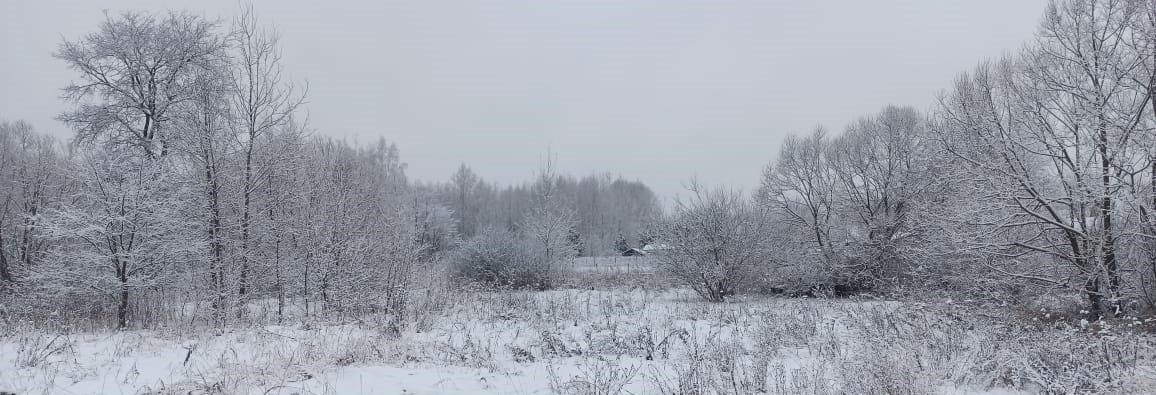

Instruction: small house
[622,248,646,257]
[642,244,671,253]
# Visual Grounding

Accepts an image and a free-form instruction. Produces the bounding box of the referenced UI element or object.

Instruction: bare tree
[521,154,579,289]
[759,126,836,261]
[0,121,61,284]
[443,166,661,256]
[228,3,305,300]
[449,164,481,238]
[413,190,460,260]
[294,138,410,312]
[0,126,11,284]
[37,150,199,329]
[176,67,234,325]
[657,181,772,302]
[56,11,226,158]
[1125,0,1156,310]
[259,123,308,322]
[827,106,943,284]
[937,0,1151,316]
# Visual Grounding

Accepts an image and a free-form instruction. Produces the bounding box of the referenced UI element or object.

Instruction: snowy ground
[3,258,1155,394]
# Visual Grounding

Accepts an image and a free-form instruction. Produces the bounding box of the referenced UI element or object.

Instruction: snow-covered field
[3,257,1155,394]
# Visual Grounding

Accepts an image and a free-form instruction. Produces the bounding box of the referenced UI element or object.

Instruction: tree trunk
[0,235,11,283]
[303,251,311,318]
[271,206,284,323]
[1099,114,1120,316]
[1150,157,1156,309]
[117,269,130,329]
[0,198,10,283]
[709,281,725,302]
[1149,31,1156,311]
[1086,275,1103,319]
[205,160,226,326]
[239,142,254,298]
[19,201,37,267]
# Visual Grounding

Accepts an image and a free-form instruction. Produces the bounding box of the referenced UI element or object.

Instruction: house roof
[642,244,670,251]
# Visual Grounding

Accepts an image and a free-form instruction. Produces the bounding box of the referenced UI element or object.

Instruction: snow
[2,284,1154,394]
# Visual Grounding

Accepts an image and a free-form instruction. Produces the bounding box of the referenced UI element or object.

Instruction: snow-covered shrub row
[4,285,1153,394]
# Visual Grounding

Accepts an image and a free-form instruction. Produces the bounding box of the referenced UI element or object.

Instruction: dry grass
[2,257,1155,394]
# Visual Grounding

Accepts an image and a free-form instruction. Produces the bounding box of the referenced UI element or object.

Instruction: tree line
[660,0,1156,318]
[0,6,665,330]
[0,6,406,329]
[424,163,662,256]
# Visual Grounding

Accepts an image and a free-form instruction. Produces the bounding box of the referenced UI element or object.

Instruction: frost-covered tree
[16,5,440,330]
[449,164,482,238]
[295,138,414,313]
[0,121,62,285]
[520,155,579,289]
[1124,0,1156,310]
[414,195,460,260]
[759,107,945,292]
[36,149,200,329]
[441,167,662,256]
[936,0,1152,316]
[56,11,226,158]
[827,106,944,284]
[228,4,305,299]
[657,182,772,302]
[258,125,308,321]
[172,64,235,324]
[759,126,836,263]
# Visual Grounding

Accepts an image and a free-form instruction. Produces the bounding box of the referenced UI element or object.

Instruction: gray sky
[2,0,1048,203]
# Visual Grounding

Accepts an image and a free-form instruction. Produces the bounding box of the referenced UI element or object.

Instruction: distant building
[622,248,647,257]
[642,244,671,253]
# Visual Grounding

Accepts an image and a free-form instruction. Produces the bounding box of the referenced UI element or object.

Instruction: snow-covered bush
[452,228,558,290]
[655,184,775,302]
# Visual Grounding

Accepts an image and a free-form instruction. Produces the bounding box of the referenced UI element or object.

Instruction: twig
[183,343,197,366]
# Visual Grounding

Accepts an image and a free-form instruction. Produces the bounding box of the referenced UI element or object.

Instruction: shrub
[654,184,774,302]
[452,228,559,290]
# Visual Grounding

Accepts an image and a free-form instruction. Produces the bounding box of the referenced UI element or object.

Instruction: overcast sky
[2,0,1048,203]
